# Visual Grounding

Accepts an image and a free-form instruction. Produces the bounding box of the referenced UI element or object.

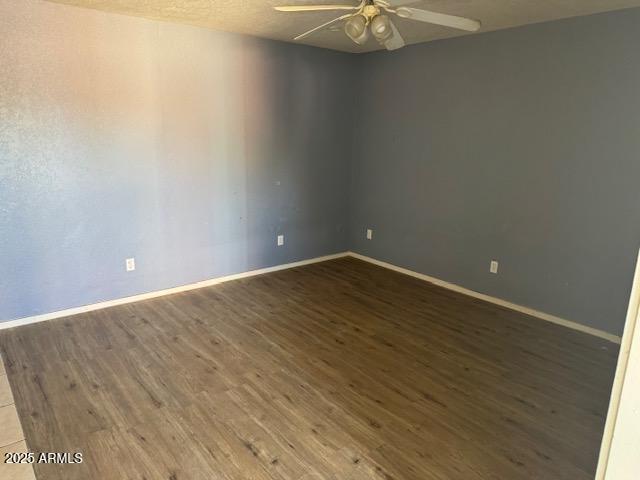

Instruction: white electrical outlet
[277,234,284,246]
[490,260,499,274]
[366,228,373,240]
[126,258,136,272]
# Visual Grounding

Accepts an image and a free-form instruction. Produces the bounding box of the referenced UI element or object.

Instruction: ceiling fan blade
[374,0,417,7]
[293,13,355,40]
[395,7,481,32]
[384,19,405,50]
[275,4,359,12]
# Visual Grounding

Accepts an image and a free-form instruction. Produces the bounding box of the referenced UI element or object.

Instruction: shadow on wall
[0,0,354,322]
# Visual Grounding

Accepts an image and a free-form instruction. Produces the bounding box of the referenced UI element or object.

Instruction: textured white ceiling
[45,0,640,53]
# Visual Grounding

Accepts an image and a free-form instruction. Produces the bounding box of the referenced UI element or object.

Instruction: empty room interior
[3,0,640,479]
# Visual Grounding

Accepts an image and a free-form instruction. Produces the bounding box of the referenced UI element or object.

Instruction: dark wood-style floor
[0,257,618,480]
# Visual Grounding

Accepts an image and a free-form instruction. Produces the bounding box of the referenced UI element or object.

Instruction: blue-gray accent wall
[3,1,639,337]
[350,9,640,336]
[0,0,355,321]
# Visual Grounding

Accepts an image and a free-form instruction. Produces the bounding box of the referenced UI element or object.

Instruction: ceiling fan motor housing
[363,4,381,19]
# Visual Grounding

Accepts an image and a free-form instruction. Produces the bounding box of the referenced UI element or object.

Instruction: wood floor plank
[0,257,618,480]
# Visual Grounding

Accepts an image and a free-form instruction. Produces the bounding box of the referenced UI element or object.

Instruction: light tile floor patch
[0,356,36,480]
[0,373,14,407]
[0,441,36,480]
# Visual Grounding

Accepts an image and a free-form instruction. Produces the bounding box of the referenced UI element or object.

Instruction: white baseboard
[348,251,621,344]
[1,250,622,344]
[0,252,350,331]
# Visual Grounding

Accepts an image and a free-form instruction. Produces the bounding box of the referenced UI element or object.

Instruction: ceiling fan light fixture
[344,15,370,45]
[275,2,481,50]
[371,15,392,41]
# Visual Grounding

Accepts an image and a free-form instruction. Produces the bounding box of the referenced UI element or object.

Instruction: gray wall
[350,9,640,336]
[3,1,638,337]
[0,0,356,321]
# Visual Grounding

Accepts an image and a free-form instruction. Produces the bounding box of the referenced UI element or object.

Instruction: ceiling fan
[274,0,481,51]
